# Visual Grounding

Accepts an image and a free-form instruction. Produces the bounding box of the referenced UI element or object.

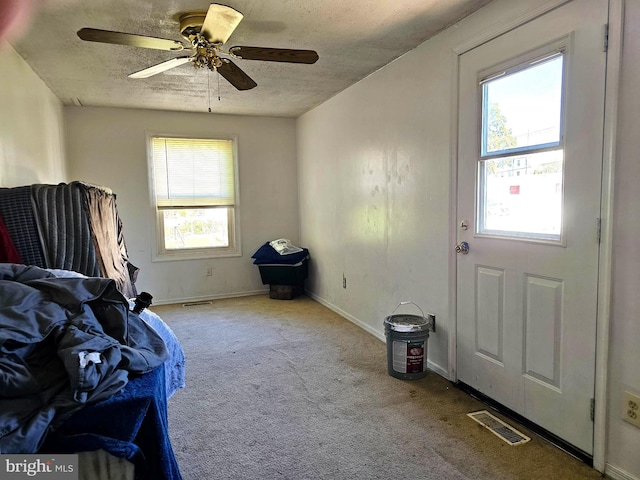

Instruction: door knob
[455,241,469,254]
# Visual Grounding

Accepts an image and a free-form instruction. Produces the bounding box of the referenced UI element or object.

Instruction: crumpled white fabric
[78,351,102,369]
[269,238,303,255]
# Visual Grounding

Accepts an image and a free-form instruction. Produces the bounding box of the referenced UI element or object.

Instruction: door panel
[475,266,504,363]
[523,275,563,389]
[456,0,607,454]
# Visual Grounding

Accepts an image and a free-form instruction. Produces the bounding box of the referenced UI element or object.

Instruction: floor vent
[467,410,531,446]
[182,301,213,307]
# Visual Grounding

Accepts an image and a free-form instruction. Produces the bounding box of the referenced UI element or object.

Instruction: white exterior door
[456,0,608,454]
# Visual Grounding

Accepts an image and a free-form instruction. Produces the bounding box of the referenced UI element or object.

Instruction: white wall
[606,1,640,477]
[297,45,453,374]
[64,107,299,303]
[297,0,547,377]
[297,1,640,477]
[0,44,66,186]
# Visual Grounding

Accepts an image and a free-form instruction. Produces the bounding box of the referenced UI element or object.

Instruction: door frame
[447,0,624,472]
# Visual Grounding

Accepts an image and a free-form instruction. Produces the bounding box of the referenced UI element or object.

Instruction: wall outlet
[205,266,213,277]
[342,274,347,289]
[426,314,436,333]
[623,391,640,428]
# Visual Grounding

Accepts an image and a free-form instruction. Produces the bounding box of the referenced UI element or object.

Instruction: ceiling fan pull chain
[208,69,212,113]
[217,71,221,102]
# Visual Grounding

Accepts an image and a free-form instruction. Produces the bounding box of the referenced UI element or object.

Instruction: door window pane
[481,54,564,157]
[479,150,563,240]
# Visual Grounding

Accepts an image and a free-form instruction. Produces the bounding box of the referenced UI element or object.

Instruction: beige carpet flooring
[153,294,603,480]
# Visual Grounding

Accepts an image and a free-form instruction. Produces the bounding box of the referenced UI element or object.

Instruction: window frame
[475,42,569,245]
[147,133,242,262]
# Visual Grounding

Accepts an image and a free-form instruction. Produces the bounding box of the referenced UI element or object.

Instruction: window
[477,50,565,242]
[149,135,240,260]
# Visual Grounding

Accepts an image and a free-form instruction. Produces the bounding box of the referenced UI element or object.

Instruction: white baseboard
[306,291,386,342]
[425,358,449,379]
[605,464,640,480]
[151,289,268,306]
[306,291,449,379]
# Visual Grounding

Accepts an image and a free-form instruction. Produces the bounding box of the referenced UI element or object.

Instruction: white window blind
[152,137,235,209]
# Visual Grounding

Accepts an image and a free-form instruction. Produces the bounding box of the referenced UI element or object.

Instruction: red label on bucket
[406,341,424,373]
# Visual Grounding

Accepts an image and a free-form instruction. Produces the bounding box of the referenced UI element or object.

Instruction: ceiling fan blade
[201,4,243,45]
[229,46,319,64]
[129,56,194,79]
[217,60,257,90]
[78,28,185,51]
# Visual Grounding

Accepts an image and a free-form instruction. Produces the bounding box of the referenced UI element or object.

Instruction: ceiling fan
[77,3,319,91]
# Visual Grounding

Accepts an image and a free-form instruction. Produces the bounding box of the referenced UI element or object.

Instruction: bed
[0,182,186,479]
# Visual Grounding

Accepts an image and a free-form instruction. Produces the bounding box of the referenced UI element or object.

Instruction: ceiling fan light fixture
[178,11,207,42]
[76,3,318,92]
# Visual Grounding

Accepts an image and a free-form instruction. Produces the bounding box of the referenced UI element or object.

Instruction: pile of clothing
[0,264,167,453]
[251,238,309,266]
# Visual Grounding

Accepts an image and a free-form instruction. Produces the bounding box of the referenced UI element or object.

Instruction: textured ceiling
[11,0,493,117]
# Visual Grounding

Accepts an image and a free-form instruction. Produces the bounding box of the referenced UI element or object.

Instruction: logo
[0,455,78,480]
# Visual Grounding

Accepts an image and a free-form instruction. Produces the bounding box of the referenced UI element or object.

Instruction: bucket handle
[392,301,425,317]
[391,301,436,332]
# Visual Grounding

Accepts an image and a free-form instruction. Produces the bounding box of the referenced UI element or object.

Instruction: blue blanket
[39,365,183,480]
[251,242,309,265]
[135,306,186,399]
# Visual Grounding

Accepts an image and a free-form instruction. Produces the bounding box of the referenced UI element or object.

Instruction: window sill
[152,248,242,262]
